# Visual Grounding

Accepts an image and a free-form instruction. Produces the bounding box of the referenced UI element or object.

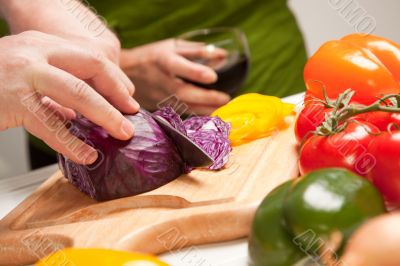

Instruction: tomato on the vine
[298,33,400,207]
[361,111,400,131]
[368,131,400,206]
[295,102,400,145]
[299,121,380,176]
[295,102,332,143]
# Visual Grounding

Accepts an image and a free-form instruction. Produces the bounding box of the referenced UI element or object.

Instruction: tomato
[299,121,380,176]
[295,104,400,143]
[368,131,400,206]
[295,102,332,142]
[361,111,400,131]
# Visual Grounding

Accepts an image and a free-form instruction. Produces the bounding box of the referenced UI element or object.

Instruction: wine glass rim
[177,27,244,40]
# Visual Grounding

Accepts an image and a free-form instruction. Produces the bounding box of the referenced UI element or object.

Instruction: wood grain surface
[0,122,299,266]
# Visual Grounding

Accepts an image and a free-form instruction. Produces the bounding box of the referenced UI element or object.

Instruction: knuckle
[104,36,121,61]
[89,51,107,69]
[190,67,202,79]
[19,30,43,38]
[103,105,118,122]
[127,82,135,95]
[207,93,221,102]
[213,91,228,101]
[13,35,36,47]
[72,80,90,100]
[157,53,174,69]
[175,87,190,100]
[165,55,177,68]
[15,31,48,46]
[7,54,33,69]
[107,47,119,62]
[209,90,222,98]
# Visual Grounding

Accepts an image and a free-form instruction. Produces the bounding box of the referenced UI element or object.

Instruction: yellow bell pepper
[36,248,169,266]
[212,93,295,146]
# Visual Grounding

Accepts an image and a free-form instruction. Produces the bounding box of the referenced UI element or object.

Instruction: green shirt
[91,0,307,97]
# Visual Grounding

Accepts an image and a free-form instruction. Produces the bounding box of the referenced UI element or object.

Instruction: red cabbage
[183,116,232,170]
[153,106,187,135]
[58,107,232,201]
[58,110,186,201]
[154,107,232,170]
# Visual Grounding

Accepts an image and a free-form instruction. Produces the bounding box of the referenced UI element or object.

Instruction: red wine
[182,53,249,96]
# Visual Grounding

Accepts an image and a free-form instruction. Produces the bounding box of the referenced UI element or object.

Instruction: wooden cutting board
[0,122,299,266]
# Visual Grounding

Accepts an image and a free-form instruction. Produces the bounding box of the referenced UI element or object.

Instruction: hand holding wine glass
[120,39,231,115]
[176,27,250,96]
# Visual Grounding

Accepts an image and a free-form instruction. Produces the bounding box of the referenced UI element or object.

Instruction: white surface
[0,128,29,180]
[0,164,57,220]
[161,240,248,266]
[0,0,399,179]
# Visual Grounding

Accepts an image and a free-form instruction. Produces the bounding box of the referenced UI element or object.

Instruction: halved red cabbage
[58,110,186,201]
[154,107,232,170]
[184,116,232,170]
[58,107,232,201]
[154,106,187,135]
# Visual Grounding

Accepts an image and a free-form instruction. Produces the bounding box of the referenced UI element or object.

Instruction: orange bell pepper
[304,34,400,105]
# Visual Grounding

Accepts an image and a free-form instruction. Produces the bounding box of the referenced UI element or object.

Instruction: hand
[0,31,139,164]
[120,39,231,115]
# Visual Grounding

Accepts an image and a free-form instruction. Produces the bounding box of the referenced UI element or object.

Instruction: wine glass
[175,27,250,96]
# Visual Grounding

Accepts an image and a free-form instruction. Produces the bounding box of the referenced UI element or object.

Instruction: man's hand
[0,31,139,164]
[120,39,230,115]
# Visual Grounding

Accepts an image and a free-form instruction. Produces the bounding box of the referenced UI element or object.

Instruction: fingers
[22,95,98,164]
[41,96,76,120]
[184,104,220,116]
[46,43,138,114]
[159,53,217,84]
[176,42,228,60]
[33,64,135,140]
[87,58,138,113]
[154,73,230,114]
[175,83,230,107]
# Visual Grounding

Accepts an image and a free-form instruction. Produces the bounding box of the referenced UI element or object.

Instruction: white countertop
[0,93,303,265]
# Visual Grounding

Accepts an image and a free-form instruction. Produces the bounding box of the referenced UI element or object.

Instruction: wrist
[120,48,141,69]
[0,0,37,33]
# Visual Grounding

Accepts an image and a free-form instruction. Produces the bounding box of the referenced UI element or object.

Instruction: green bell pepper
[249,168,386,266]
[248,181,306,266]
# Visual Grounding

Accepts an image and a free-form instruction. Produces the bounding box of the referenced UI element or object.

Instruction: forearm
[0,0,120,61]
[0,0,103,36]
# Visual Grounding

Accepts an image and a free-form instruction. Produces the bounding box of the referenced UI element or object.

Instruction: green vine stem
[315,89,400,136]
